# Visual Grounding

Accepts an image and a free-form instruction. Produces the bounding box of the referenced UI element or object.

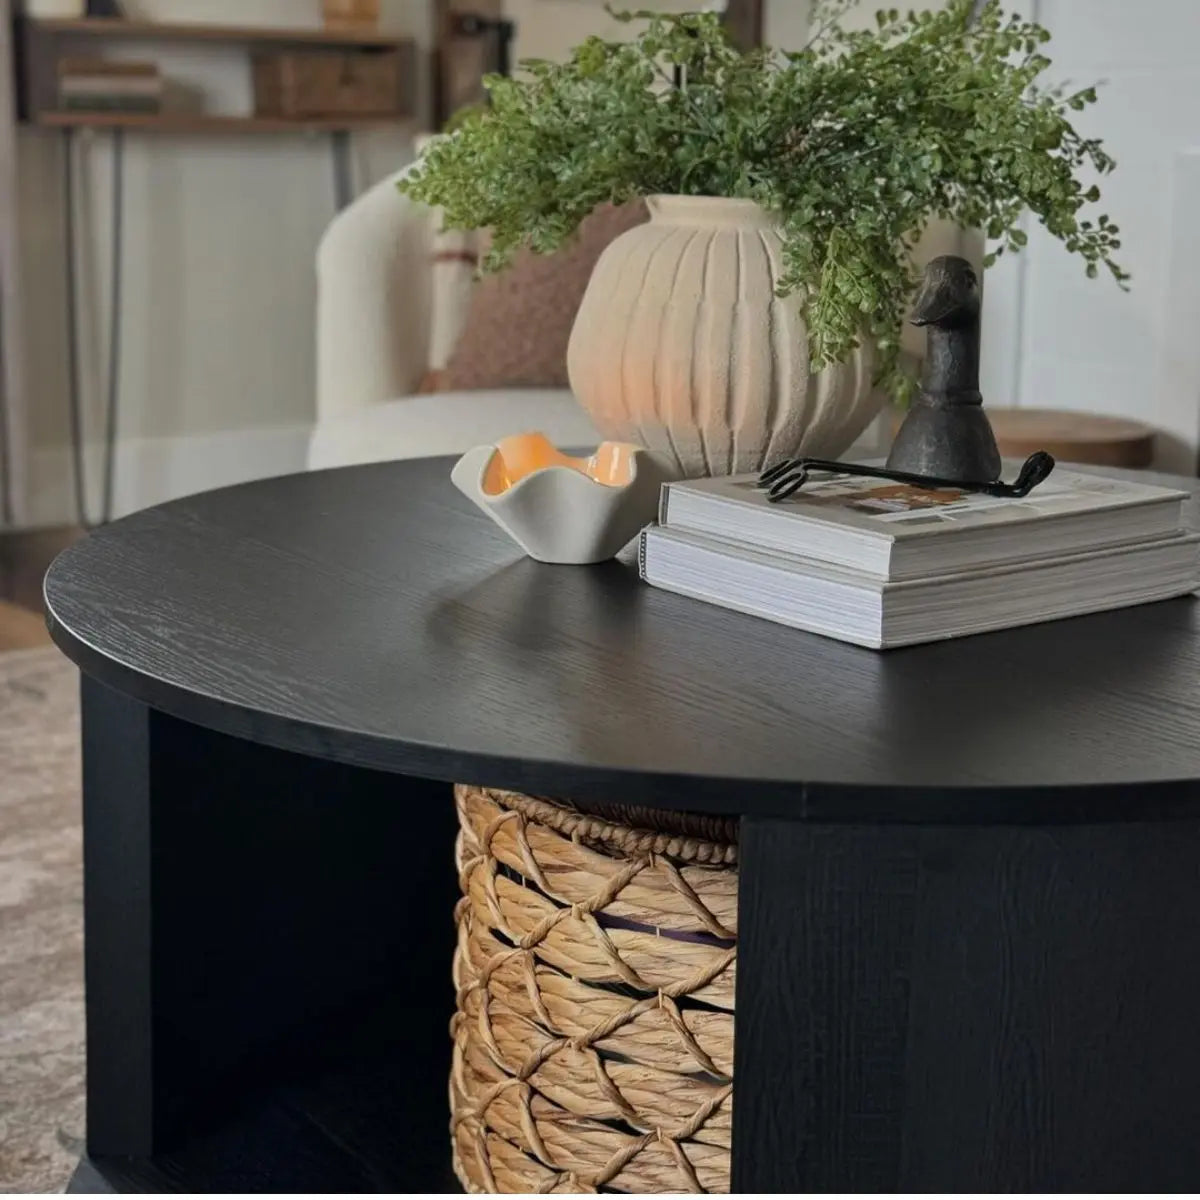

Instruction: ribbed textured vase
[567,195,880,479]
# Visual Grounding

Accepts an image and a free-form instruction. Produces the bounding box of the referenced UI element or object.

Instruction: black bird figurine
[886,254,1002,484]
[757,253,1057,503]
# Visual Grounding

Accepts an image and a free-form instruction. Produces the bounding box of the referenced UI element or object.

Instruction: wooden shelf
[22,17,411,50]
[13,18,419,129]
[33,110,407,134]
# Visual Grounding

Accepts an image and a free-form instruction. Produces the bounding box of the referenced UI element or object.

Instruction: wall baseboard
[18,424,312,529]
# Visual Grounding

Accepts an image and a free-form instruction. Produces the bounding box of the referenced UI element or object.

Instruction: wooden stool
[987,408,1155,468]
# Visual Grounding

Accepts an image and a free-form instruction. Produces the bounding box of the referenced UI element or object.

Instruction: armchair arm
[316,166,433,423]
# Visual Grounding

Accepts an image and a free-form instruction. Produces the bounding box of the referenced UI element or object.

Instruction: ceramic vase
[567,195,880,479]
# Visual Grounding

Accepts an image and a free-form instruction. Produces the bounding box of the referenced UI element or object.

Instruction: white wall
[764,0,812,49]
[980,0,1200,473]
[15,0,430,526]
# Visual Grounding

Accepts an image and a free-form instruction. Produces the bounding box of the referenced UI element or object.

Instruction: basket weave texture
[451,784,738,1194]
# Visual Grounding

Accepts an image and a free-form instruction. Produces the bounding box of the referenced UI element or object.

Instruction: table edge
[45,595,1200,827]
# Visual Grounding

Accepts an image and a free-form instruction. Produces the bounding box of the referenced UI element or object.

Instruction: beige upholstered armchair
[309,163,600,472]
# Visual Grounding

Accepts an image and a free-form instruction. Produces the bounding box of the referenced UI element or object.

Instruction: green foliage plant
[400,1,1126,401]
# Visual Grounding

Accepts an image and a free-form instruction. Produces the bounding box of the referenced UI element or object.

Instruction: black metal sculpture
[758,254,1056,503]
[886,254,1001,483]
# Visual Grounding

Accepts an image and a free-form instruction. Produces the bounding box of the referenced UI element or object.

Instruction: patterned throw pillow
[431,200,648,393]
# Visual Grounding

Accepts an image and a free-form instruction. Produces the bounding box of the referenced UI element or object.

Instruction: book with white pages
[657,465,1189,580]
[638,524,1200,650]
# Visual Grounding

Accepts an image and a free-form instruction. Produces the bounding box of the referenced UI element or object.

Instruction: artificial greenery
[400,1,1125,400]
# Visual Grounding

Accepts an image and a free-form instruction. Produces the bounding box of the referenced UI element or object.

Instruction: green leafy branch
[401,1,1126,402]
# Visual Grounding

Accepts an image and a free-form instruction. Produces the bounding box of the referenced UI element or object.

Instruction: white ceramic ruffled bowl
[450,432,667,564]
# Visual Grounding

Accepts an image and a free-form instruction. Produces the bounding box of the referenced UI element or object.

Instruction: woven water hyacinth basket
[451,784,738,1194]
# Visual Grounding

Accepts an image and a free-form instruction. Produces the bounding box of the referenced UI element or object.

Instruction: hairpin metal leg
[63,127,88,529]
[100,127,124,525]
[331,130,353,212]
[62,126,125,528]
[0,295,12,529]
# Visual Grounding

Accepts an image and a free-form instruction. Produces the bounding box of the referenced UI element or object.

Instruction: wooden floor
[0,527,84,651]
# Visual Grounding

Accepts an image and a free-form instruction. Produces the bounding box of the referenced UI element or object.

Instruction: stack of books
[58,59,163,114]
[639,466,1200,648]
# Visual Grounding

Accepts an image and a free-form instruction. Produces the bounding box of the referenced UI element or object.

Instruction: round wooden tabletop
[988,408,1155,467]
[43,456,1200,822]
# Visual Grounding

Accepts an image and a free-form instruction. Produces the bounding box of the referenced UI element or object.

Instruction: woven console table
[452,786,737,1193]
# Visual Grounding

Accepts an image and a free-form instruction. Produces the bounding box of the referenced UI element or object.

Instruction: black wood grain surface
[732,816,1200,1191]
[43,456,1200,821]
[78,680,460,1184]
[80,677,154,1156]
[733,820,921,1190]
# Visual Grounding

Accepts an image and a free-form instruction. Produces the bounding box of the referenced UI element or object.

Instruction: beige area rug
[0,647,85,1194]
[0,601,51,653]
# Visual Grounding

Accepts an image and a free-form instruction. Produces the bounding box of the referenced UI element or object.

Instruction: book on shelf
[57,58,160,79]
[57,57,163,112]
[639,524,1200,650]
[657,466,1189,580]
[60,76,163,96]
[59,94,162,113]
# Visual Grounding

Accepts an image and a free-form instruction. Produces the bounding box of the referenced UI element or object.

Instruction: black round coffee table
[47,456,1200,1193]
